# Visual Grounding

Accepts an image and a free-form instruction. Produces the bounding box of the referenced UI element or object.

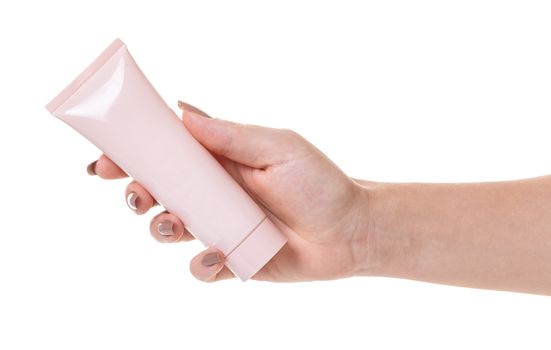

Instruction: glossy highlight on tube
[46,38,287,281]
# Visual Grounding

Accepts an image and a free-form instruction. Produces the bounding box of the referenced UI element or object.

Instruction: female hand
[87,101,370,282]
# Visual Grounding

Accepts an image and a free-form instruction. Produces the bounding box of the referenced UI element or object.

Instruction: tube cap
[225,218,287,281]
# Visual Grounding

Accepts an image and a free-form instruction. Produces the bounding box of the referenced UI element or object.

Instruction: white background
[1,1,550,349]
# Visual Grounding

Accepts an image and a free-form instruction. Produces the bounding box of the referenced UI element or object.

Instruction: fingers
[124,180,234,283]
[178,101,305,169]
[125,181,157,215]
[149,209,235,284]
[87,154,127,179]
[190,247,236,282]
[149,211,195,243]
[89,156,157,214]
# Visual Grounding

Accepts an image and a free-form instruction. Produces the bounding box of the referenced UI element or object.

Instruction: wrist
[347,180,380,277]
[349,181,412,278]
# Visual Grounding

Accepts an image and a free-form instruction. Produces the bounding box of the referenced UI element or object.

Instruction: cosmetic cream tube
[46,38,287,281]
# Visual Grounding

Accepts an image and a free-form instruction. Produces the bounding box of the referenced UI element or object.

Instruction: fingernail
[157,221,174,236]
[202,252,222,267]
[177,100,212,118]
[126,192,138,212]
[86,161,97,176]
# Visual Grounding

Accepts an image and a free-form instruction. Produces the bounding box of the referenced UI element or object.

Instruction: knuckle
[219,121,244,157]
[280,128,302,142]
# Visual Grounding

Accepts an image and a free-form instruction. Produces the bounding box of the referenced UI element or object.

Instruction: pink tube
[46,38,287,281]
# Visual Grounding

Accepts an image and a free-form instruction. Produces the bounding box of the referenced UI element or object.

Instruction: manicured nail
[86,161,97,176]
[177,100,212,118]
[202,252,222,267]
[126,192,138,211]
[157,221,174,236]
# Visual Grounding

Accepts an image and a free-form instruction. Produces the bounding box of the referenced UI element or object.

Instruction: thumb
[178,101,297,169]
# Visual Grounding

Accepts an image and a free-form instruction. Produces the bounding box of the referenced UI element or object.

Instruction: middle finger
[125,181,157,215]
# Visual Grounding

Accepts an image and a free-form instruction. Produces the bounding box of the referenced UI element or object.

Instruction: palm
[217,140,363,282]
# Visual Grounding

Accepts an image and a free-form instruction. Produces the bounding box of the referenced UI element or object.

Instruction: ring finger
[149,211,195,243]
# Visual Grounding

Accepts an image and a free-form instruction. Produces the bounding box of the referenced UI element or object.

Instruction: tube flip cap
[224,218,287,282]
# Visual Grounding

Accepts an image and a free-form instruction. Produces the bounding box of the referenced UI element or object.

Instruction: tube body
[46,39,287,281]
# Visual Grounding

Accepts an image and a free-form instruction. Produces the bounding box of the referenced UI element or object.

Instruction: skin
[88,102,551,295]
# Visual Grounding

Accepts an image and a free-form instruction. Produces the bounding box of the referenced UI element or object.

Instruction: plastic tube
[46,38,287,281]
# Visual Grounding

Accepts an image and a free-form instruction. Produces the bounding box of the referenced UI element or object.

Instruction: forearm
[357,176,551,295]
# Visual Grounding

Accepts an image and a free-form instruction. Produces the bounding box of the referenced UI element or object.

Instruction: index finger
[87,154,127,179]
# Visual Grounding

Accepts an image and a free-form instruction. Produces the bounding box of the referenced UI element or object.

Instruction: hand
[87,101,370,282]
